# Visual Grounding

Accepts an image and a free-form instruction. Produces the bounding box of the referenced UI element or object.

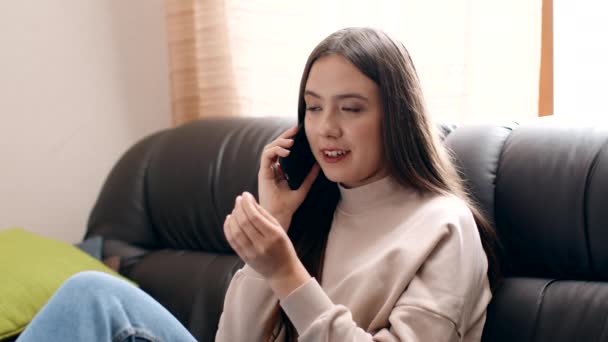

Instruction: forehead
[306,54,378,96]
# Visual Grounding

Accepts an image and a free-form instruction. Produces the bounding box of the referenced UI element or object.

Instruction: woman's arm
[278,213,491,342]
[215,265,278,341]
[279,277,462,342]
[217,126,320,341]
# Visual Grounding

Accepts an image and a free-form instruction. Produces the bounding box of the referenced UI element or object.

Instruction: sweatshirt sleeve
[215,265,279,342]
[279,209,490,342]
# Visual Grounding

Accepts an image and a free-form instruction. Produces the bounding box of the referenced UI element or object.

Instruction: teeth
[324,150,347,157]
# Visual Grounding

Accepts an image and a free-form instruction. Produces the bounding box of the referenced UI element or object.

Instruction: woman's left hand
[224,191,311,298]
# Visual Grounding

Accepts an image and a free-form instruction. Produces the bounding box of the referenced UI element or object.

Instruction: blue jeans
[16,271,198,342]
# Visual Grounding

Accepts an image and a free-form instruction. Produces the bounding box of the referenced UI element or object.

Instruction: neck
[337,176,411,215]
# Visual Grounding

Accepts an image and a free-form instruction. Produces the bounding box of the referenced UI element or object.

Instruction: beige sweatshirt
[216,176,492,341]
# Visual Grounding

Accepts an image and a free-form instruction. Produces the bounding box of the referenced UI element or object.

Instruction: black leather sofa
[85,116,608,341]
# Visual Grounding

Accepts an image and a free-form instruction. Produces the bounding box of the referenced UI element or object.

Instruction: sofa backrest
[446,119,608,341]
[87,117,296,252]
[446,121,608,281]
[87,117,608,341]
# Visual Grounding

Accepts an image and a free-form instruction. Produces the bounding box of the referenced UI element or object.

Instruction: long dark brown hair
[264,27,502,341]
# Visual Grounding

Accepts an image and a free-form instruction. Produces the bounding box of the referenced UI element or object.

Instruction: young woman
[17,27,500,342]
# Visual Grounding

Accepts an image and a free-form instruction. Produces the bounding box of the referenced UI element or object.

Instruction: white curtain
[166,0,542,125]
[555,0,606,123]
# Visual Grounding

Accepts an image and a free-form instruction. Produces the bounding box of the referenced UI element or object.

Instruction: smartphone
[279,125,316,190]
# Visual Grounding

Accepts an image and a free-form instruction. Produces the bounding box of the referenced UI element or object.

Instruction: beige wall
[0,1,171,243]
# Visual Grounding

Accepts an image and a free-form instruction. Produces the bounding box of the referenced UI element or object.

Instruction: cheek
[353,121,381,147]
[304,116,319,145]
[304,124,314,148]
[304,116,311,136]
[353,122,384,162]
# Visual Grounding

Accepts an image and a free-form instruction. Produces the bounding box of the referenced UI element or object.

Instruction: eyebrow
[304,90,369,102]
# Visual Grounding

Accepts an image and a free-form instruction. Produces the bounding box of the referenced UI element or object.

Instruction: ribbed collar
[337,176,409,215]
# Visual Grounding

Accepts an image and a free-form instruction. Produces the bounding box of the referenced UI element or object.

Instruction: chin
[321,169,351,185]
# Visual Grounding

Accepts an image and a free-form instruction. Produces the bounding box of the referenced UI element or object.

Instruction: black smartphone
[279,125,316,190]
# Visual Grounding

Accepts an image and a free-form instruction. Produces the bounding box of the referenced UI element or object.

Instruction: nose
[318,110,341,138]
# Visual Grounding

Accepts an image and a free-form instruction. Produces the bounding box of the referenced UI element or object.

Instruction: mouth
[320,149,351,163]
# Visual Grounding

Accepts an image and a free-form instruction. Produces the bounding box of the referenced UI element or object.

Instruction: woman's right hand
[257,126,320,230]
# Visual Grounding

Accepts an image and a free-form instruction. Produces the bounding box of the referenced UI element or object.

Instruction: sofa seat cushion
[483,277,608,341]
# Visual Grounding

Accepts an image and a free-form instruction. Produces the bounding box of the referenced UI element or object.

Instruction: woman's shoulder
[419,191,471,216]
[402,190,477,234]
[383,192,483,266]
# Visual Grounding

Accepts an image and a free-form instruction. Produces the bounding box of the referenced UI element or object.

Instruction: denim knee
[57,270,130,303]
[65,270,113,285]
[62,270,115,291]
[18,271,196,342]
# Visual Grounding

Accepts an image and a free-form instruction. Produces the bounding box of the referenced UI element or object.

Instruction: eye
[306,106,322,112]
[342,107,362,113]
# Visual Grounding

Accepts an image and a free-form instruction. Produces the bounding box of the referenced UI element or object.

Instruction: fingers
[270,162,285,180]
[234,195,265,242]
[224,197,258,261]
[223,214,244,259]
[243,192,280,226]
[228,212,253,247]
[298,163,320,194]
[225,194,277,261]
[223,214,233,242]
[241,192,280,234]
[260,146,291,175]
[277,126,299,140]
[260,126,298,173]
[263,145,291,159]
[263,138,294,151]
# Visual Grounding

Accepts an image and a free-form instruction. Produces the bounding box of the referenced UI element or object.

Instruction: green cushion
[0,228,134,340]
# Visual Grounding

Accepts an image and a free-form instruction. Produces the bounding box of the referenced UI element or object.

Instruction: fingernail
[236,196,242,202]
